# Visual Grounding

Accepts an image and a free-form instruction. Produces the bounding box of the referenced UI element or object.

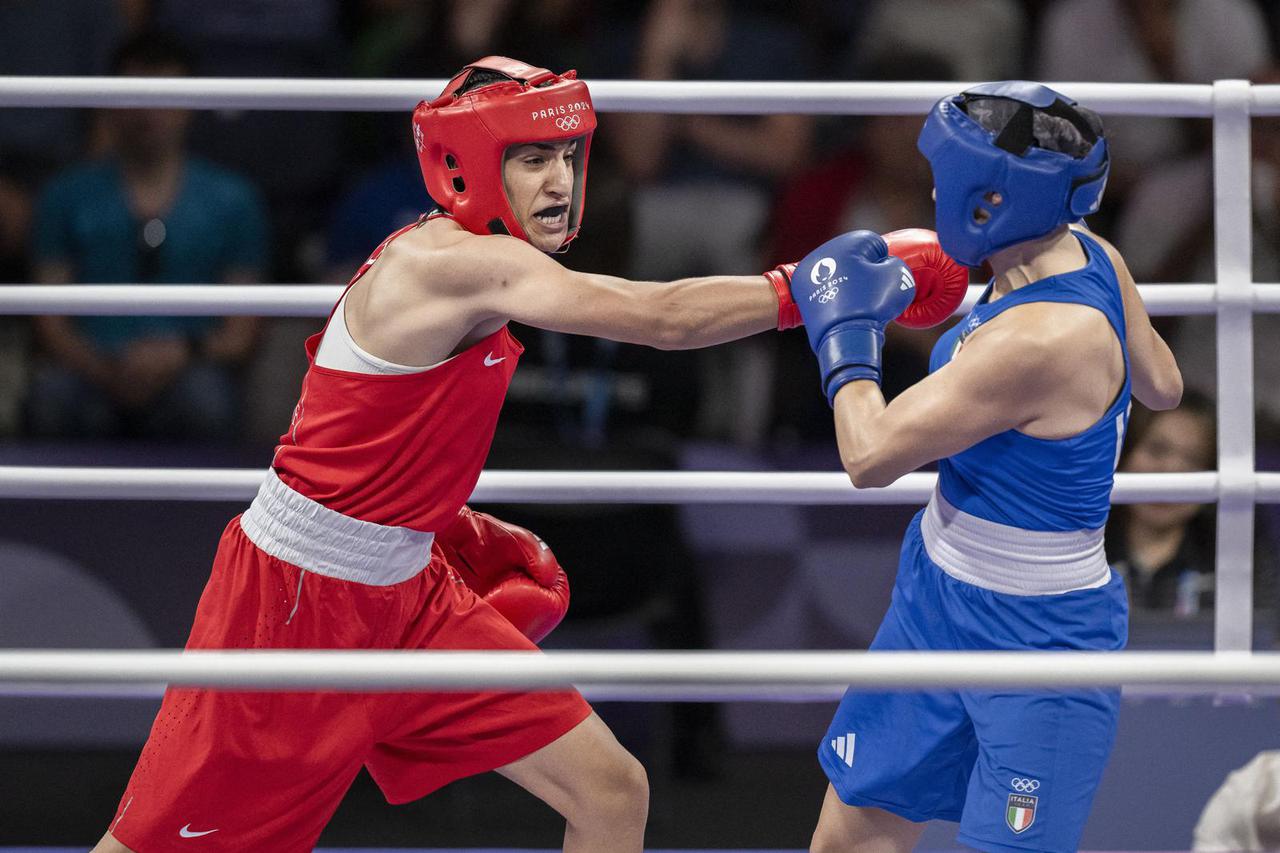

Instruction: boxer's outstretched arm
[443,232,781,349]
[832,305,1105,488]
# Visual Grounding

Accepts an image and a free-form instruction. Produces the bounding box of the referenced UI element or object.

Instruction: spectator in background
[27,33,268,442]
[0,163,32,436]
[1035,0,1272,205]
[1106,392,1217,615]
[1193,751,1280,851]
[1107,391,1276,628]
[0,0,125,183]
[0,0,128,438]
[612,0,815,447]
[152,0,343,281]
[323,155,433,284]
[766,52,951,266]
[843,0,1026,82]
[1116,71,1280,431]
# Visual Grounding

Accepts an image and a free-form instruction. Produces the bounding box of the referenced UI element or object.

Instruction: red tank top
[271,218,523,532]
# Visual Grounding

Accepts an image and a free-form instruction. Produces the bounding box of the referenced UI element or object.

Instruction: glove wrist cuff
[817,323,883,405]
[764,266,803,330]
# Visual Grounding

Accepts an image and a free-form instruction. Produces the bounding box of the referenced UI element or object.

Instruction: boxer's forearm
[832,381,898,489]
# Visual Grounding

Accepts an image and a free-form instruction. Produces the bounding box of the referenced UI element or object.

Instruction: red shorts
[109,517,591,853]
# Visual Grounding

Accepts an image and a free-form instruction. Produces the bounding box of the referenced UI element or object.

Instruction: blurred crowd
[1,0,1279,655]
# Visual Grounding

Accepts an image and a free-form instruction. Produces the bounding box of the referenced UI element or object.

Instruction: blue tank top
[927,231,1130,532]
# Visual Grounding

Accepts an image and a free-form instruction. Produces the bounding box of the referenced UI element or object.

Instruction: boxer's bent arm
[454,234,778,349]
[831,321,1073,489]
[1114,252,1182,410]
[1077,228,1182,410]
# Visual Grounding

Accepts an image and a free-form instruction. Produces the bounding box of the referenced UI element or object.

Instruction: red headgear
[412,56,596,251]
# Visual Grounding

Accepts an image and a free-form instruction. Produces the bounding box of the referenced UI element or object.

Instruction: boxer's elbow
[842,447,898,490]
[1137,366,1183,411]
[1155,368,1184,411]
[846,466,896,490]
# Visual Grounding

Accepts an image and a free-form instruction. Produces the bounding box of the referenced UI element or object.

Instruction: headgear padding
[917,81,1109,267]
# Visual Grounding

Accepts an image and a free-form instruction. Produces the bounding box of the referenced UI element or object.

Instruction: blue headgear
[917,81,1109,267]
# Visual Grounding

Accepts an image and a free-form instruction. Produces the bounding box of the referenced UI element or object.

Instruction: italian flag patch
[1006,793,1037,834]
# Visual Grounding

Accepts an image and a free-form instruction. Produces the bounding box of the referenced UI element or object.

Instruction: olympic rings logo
[1011,777,1040,792]
[817,287,839,304]
[555,115,581,131]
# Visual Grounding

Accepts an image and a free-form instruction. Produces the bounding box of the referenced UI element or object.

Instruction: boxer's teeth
[534,205,568,226]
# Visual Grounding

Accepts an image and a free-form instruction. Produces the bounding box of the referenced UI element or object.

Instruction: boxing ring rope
[1,650,1279,698]
[0,78,1237,115]
[0,77,1274,693]
[0,468,1243,503]
[1,283,1278,317]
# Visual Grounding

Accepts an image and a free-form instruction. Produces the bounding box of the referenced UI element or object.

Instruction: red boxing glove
[763,263,803,330]
[884,228,969,329]
[435,506,569,644]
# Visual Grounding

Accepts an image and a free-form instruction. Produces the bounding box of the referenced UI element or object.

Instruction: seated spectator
[1106,392,1276,624]
[611,0,815,447]
[323,151,432,284]
[843,0,1026,82]
[0,0,126,438]
[0,0,124,183]
[152,0,343,280]
[1193,751,1280,851]
[1116,72,1280,429]
[1035,0,1272,209]
[26,33,268,441]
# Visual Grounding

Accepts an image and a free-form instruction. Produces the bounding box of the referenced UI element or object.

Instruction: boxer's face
[503,139,578,252]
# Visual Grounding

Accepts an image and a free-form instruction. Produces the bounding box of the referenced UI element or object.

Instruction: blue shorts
[820,512,1128,853]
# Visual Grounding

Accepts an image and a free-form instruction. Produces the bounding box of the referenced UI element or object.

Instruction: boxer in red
[94,57,967,853]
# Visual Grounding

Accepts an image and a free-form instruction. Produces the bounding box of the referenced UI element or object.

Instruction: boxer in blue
[792,83,1185,852]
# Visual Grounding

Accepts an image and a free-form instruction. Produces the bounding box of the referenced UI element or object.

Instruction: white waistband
[239,470,434,586]
[920,489,1110,596]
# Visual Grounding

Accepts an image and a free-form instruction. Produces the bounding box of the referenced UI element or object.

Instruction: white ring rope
[5,681,1270,703]
[0,78,1250,116]
[0,650,1278,693]
[0,284,1270,317]
[0,285,339,316]
[0,468,1242,504]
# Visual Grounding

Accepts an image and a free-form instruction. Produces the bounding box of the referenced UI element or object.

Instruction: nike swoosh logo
[483,353,506,367]
[179,825,219,838]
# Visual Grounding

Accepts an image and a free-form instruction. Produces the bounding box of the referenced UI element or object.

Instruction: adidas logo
[899,268,915,291]
[831,732,855,767]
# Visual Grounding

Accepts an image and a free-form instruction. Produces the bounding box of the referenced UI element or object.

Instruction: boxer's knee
[572,745,648,831]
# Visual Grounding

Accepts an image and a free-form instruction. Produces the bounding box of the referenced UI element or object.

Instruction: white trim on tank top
[314,288,451,375]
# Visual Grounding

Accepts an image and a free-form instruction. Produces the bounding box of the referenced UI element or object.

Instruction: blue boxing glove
[790,230,916,405]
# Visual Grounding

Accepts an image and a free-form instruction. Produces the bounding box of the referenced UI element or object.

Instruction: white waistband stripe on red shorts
[239,469,434,586]
[920,488,1110,596]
